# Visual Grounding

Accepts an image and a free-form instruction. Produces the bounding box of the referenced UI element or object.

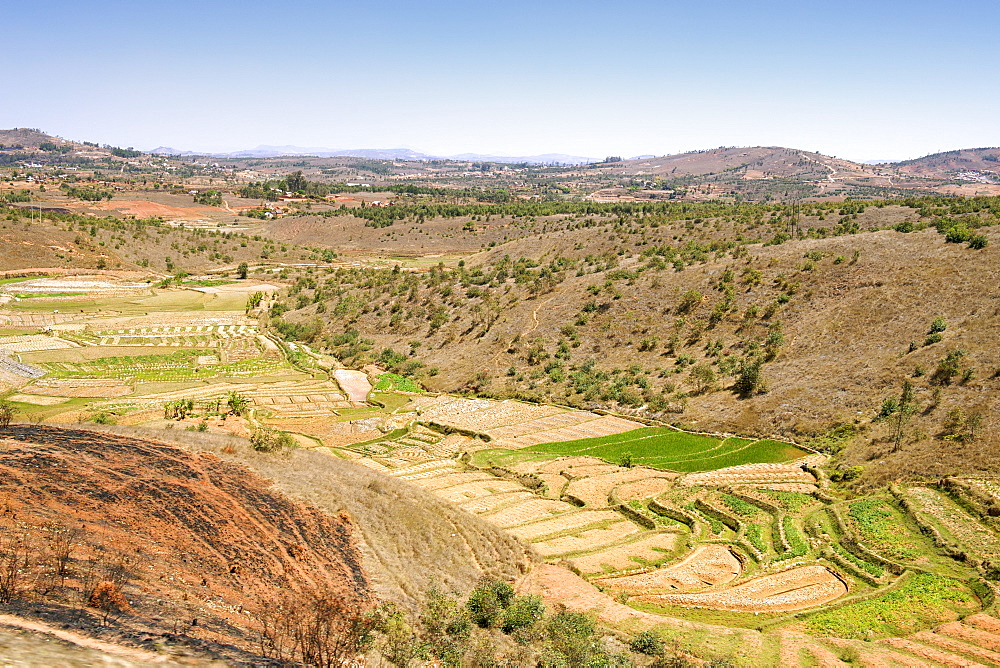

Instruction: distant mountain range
[146,145,597,165]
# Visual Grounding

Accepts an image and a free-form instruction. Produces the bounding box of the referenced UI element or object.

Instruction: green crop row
[805,572,975,639]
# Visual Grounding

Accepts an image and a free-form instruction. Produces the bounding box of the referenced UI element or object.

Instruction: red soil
[0,425,373,660]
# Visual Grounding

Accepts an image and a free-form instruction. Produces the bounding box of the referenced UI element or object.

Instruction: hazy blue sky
[4,0,997,160]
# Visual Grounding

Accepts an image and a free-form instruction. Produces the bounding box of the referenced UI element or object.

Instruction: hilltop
[6,127,1000,205]
[893,147,1000,181]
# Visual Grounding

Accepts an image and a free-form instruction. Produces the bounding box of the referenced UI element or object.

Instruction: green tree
[0,401,17,428]
[891,380,916,452]
[286,170,307,193]
[689,363,716,394]
[236,262,249,280]
[227,391,250,416]
[733,356,766,396]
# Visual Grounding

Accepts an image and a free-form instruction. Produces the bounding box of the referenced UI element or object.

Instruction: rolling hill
[272,203,1000,486]
[893,147,1000,179]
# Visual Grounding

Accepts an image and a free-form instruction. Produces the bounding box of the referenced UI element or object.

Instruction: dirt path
[0,614,170,663]
[488,293,559,377]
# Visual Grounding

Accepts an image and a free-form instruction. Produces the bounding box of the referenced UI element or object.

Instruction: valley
[2,133,1000,666]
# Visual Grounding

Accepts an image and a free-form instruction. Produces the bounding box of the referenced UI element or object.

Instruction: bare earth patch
[6,393,70,405]
[614,476,677,502]
[598,544,742,592]
[636,565,847,613]
[565,468,675,507]
[533,521,642,558]
[334,369,372,403]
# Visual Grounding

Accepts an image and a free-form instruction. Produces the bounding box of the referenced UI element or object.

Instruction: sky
[3,0,998,161]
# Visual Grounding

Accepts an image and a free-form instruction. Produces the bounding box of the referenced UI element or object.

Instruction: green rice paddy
[523,427,808,472]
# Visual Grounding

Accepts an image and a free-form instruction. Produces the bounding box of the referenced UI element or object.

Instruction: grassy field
[0,275,48,287]
[524,428,808,472]
[7,289,245,313]
[373,372,424,393]
[803,572,977,639]
[37,350,288,381]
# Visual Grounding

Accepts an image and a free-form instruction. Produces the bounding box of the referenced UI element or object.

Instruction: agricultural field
[901,486,1000,571]
[328,409,1000,666]
[525,427,810,472]
[0,283,335,435]
[405,394,644,447]
[803,572,979,639]
[7,276,1000,667]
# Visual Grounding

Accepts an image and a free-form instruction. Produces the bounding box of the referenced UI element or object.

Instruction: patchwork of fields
[5,277,1000,667]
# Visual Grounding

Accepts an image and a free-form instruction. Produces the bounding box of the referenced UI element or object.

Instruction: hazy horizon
[3,0,997,164]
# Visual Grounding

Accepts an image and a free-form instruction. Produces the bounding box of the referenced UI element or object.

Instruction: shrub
[968,233,989,249]
[466,578,515,628]
[88,581,133,624]
[733,356,766,396]
[945,224,971,244]
[929,317,947,334]
[677,289,703,314]
[91,412,117,425]
[689,363,716,394]
[500,594,545,633]
[250,426,295,452]
[932,349,967,385]
[629,630,666,656]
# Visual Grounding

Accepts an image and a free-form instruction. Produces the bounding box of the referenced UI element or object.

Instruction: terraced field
[0,333,77,353]
[331,413,1000,666]
[7,280,1000,667]
[406,394,644,446]
[526,427,810,472]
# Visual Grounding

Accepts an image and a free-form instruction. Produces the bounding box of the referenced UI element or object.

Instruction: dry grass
[567,533,678,574]
[60,424,535,609]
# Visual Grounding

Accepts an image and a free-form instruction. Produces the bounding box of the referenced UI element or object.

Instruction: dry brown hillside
[592,146,867,180]
[47,425,536,609]
[0,424,534,663]
[894,147,1000,178]
[0,424,372,662]
[278,223,999,485]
